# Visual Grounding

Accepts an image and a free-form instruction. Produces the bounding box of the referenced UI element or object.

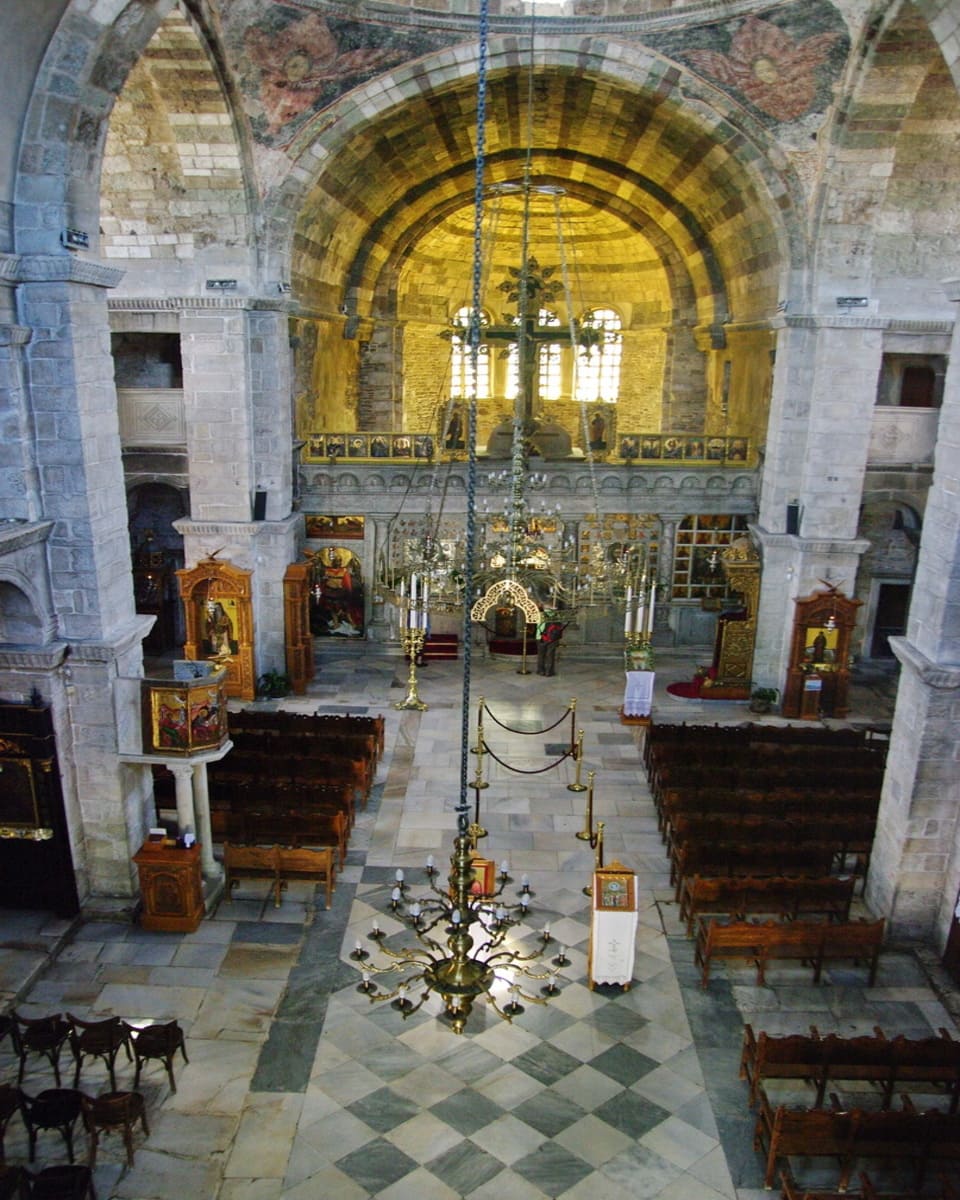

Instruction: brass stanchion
[582,821,605,897]
[567,729,588,792]
[472,735,489,791]
[575,770,595,841]
[517,622,532,675]
[471,696,484,753]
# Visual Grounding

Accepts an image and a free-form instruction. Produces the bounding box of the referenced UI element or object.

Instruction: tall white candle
[647,584,656,635]
[625,586,632,635]
[636,602,645,635]
[399,577,405,600]
[410,573,417,603]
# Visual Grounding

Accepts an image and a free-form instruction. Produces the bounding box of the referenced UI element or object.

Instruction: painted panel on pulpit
[311,546,364,638]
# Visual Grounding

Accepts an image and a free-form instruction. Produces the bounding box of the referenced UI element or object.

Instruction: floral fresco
[223,3,460,147]
[650,1,848,127]
[685,16,842,122]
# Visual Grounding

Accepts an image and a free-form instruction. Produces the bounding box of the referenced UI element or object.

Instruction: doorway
[870,583,910,658]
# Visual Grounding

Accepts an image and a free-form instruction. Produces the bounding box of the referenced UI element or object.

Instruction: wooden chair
[16,1089,84,1164]
[0,1086,18,1163]
[125,1021,188,1093]
[10,1014,71,1086]
[80,1091,148,1168]
[26,1165,96,1200]
[0,1167,28,1200]
[66,1015,131,1092]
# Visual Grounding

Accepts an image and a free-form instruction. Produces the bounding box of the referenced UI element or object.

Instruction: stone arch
[101,5,257,289]
[13,1,179,255]
[270,35,804,318]
[0,574,50,645]
[812,1,960,314]
[15,1,259,280]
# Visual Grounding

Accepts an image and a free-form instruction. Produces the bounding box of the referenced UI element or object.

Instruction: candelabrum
[358,833,560,1034]
[623,571,656,670]
[395,577,430,711]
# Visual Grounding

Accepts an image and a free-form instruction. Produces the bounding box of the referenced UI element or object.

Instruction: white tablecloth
[623,670,655,717]
[590,908,639,987]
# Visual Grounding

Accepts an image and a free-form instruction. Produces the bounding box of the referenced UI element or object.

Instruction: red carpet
[666,680,703,699]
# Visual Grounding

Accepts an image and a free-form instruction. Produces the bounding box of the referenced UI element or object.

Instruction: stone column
[178,299,299,675]
[754,317,880,683]
[170,763,196,841]
[248,304,294,521]
[180,300,254,523]
[368,515,393,641]
[10,256,157,901]
[191,762,219,878]
[866,282,960,947]
[654,517,678,645]
[0,324,41,520]
[358,321,402,429]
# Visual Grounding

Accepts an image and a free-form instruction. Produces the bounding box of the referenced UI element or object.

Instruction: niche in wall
[112,332,183,388]
[875,354,945,408]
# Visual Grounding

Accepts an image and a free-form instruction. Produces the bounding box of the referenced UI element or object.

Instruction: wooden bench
[674,843,840,900]
[695,917,885,988]
[680,875,856,937]
[756,1087,960,1191]
[741,1024,960,1112]
[277,846,335,908]
[242,807,348,867]
[659,786,880,837]
[667,817,875,883]
[780,1167,960,1200]
[223,843,336,908]
[224,844,282,906]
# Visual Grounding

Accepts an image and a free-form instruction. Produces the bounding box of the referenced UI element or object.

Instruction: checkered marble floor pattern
[4,647,954,1198]
[302,879,723,1200]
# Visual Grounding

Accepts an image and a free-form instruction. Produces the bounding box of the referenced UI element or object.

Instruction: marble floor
[2,645,958,1199]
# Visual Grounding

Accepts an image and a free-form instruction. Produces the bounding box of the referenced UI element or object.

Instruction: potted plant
[256,669,292,699]
[749,686,779,714]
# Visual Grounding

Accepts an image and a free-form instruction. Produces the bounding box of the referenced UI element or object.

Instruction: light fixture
[357,0,562,1034]
[361,829,556,1034]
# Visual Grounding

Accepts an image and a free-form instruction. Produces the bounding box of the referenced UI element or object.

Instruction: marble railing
[868,406,939,465]
[118,387,185,446]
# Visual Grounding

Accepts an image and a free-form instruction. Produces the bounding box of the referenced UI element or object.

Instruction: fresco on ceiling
[649,1,849,126]
[221,2,461,147]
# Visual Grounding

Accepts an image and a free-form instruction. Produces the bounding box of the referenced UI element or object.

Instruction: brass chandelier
[354,0,573,1033]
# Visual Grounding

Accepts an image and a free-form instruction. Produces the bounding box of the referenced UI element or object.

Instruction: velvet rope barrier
[480,697,574,736]
[479,739,576,776]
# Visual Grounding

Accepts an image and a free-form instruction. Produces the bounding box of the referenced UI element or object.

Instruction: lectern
[588,861,639,990]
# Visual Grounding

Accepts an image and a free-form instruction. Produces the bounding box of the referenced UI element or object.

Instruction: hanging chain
[459,0,489,833]
[552,195,614,604]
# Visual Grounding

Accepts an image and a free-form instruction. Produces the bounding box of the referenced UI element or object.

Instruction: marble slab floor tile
[4,648,955,1198]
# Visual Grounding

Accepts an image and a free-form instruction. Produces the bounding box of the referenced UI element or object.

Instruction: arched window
[449,306,490,399]
[575,308,622,403]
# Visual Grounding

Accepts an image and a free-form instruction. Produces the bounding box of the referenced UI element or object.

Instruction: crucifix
[477,256,576,433]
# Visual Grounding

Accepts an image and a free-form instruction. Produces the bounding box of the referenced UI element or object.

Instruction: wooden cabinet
[176,559,255,700]
[782,588,861,719]
[283,562,315,694]
[133,842,204,932]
